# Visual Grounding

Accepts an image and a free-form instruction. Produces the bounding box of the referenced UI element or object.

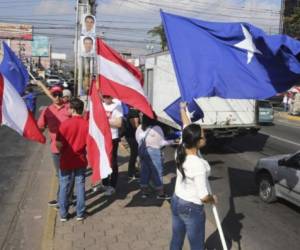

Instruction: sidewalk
[43,143,217,250]
[275,111,300,123]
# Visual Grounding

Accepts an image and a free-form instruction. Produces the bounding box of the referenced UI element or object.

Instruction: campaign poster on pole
[80,36,95,57]
[81,14,96,36]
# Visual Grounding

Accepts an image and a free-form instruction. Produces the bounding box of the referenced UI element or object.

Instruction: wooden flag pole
[28,71,55,102]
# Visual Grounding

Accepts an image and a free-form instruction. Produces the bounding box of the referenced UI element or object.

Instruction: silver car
[254,151,300,206]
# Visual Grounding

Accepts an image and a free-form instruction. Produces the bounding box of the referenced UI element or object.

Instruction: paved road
[203,120,300,250]
[0,95,52,250]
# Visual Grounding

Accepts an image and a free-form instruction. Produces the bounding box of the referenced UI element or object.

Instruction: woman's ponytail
[176,123,203,180]
[176,143,186,180]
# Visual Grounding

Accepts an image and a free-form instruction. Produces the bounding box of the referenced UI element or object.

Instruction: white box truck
[143,52,260,139]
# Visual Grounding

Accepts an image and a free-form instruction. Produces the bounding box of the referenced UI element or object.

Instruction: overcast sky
[0,0,282,59]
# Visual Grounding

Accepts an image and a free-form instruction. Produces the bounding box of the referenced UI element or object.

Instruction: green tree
[147,24,167,51]
[284,7,300,38]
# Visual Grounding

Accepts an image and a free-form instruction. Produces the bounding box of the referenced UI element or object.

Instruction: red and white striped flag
[87,81,112,183]
[96,38,154,118]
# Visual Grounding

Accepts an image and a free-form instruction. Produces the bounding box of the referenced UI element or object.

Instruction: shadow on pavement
[85,171,140,216]
[203,133,269,155]
[206,167,256,250]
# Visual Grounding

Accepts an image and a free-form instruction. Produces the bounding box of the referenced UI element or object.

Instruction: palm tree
[147,24,167,51]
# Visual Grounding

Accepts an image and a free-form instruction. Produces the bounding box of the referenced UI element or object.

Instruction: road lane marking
[274,120,300,128]
[259,131,300,147]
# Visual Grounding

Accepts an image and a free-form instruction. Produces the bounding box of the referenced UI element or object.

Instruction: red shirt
[57,116,89,170]
[38,103,70,153]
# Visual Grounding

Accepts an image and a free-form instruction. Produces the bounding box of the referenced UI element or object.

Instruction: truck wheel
[258,174,276,203]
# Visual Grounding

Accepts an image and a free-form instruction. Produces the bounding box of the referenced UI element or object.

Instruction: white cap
[62,89,72,97]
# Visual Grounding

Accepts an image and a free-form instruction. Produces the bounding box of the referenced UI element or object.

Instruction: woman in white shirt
[170,104,217,250]
[135,114,171,199]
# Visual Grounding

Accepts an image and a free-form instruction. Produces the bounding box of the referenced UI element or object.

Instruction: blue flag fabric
[121,103,129,117]
[0,42,29,95]
[161,11,300,102]
[164,98,204,126]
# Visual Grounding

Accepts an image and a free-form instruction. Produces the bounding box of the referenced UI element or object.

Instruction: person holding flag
[101,95,123,196]
[37,85,71,207]
[170,102,217,250]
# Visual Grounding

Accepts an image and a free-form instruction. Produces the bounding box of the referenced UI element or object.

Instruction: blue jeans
[59,168,86,218]
[52,153,74,202]
[52,153,60,201]
[170,195,206,250]
[140,147,163,189]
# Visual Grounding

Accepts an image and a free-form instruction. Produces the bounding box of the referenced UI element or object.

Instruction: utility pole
[74,0,97,96]
[279,0,286,34]
[74,0,80,96]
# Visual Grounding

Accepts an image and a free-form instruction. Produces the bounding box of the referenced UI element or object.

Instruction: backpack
[138,127,152,157]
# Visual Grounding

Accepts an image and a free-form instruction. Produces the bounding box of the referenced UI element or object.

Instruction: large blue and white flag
[161,11,300,101]
[0,42,29,95]
[164,98,204,126]
[0,42,45,144]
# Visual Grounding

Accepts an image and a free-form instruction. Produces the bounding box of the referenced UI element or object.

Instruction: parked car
[46,75,60,87]
[254,151,300,206]
[257,100,274,124]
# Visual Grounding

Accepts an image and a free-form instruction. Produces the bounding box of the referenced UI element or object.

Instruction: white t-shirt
[103,101,123,139]
[135,125,171,149]
[175,155,211,205]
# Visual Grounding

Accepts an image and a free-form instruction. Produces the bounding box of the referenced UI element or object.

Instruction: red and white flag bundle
[96,38,154,118]
[87,81,112,183]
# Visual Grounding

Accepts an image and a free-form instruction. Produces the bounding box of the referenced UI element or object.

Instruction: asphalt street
[202,120,300,250]
[0,94,51,249]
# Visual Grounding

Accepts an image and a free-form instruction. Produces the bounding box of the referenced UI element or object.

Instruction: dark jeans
[170,195,206,250]
[102,138,119,188]
[126,136,138,177]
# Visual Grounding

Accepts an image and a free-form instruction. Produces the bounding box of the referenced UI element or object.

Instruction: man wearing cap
[38,85,71,207]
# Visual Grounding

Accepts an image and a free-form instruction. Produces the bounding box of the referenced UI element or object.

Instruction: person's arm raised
[180,101,191,127]
[35,80,55,102]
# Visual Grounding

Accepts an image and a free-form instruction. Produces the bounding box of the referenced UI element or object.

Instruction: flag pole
[28,71,55,102]
[184,106,228,250]
[207,187,228,250]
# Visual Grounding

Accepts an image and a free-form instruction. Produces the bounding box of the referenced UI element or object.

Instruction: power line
[125,0,280,21]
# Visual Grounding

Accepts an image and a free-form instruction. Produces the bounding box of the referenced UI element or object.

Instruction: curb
[287,115,300,121]
[41,171,57,250]
[276,112,300,121]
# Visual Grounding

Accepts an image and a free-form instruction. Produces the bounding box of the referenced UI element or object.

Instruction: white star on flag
[189,110,195,119]
[234,24,262,64]
[8,61,20,73]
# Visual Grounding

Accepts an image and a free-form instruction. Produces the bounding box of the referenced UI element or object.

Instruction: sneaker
[60,217,68,222]
[103,186,115,196]
[76,216,85,221]
[156,193,171,200]
[48,200,58,207]
[141,192,149,199]
[128,176,138,182]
